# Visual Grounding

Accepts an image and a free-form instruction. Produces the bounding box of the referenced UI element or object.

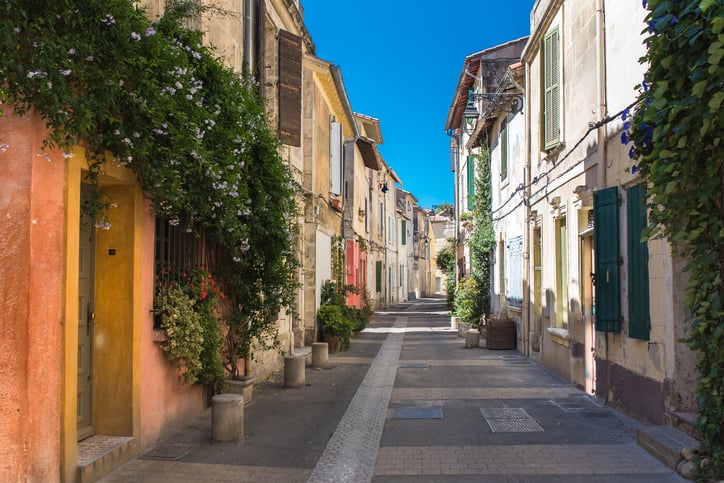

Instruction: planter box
[457,321,472,338]
[227,377,255,405]
[486,318,516,350]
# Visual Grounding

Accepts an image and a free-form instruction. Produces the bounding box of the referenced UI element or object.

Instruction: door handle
[86,303,95,336]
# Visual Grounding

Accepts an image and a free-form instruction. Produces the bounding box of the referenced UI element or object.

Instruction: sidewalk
[99,298,685,482]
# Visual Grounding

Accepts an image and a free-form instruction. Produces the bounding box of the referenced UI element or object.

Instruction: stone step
[636,425,699,470]
[77,435,136,482]
[671,411,701,440]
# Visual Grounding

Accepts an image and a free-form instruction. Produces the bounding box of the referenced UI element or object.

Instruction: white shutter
[330,122,342,195]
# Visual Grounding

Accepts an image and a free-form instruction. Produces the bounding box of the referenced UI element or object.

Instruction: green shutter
[627,184,650,340]
[542,27,560,150]
[401,220,406,245]
[467,156,475,211]
[594,187,621,333]
[375,260,382,292]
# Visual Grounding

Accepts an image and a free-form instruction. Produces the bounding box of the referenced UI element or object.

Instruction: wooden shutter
[278,30,302,147]
[375,260,382,292]
[401,220,407,245]
[543,27,560,150]
[467,156,475,211]
[330,121,342,195]
[500,118,508,180]
[594,187,621,332]
[627,184,650,340]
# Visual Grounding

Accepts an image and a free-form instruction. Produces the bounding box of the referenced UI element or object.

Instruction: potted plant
[453,276,482,338]
[317,304,353,352]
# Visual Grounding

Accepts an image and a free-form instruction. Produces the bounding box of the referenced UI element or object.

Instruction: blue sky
[302,1,536,210]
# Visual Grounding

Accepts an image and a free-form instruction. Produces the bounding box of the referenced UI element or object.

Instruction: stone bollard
[451,316,460,330]
[212,393,244,442]
[312,342,329,368]
[465,329,480,348]
[284,355,305,388]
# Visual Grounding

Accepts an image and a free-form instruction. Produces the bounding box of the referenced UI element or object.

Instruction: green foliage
[468,149,495,316]
[318,279,367,349]
[155,285,204,384]
[155,269,226,391]
[317,304,354,349]
[435,244,455,273]
[628,0,724,477]
[436,244,457,308]
[454,276,483,325]
[0,1,299,381]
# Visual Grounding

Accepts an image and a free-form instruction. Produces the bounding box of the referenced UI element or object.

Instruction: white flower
[130,32,141,41]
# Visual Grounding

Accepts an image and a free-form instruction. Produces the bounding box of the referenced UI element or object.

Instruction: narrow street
[100,297,683,482]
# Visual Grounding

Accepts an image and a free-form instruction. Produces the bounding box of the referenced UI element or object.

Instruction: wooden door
[77,188,95,440]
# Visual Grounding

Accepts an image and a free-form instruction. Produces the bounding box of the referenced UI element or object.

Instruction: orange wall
[1,110,207,482]
[0,111,64,481]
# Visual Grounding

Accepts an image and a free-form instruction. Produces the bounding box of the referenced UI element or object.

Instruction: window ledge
[546,327,570,347]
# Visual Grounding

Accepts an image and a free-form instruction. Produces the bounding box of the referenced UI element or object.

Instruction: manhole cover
[389,407,443,419]
[142,443,195,460]
[480,407,544,432]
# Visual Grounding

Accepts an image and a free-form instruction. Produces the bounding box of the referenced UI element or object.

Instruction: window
[542,27,561,150]
[594,187,621,332]
[467,155,475,210]
[401,220,407,245]
[500,117,508,181]
[555,216,568,329]
[508,236,523,305]
[154,218,212,328]
[498,240,506,303]
[627,184,650,340]
[389,216,396,243]
[330,121,342,195]
[378,201,384,237]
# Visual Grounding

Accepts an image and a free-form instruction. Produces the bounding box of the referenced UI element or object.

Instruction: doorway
[77,185,95,440]
[580,232,596,395]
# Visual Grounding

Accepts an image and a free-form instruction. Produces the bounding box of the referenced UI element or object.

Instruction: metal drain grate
[480,407,544,432]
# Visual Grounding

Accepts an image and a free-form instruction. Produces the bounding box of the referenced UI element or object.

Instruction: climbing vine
[624,0,723,478]
[0,0,299,382]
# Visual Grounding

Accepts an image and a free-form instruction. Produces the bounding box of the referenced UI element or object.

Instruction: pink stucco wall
[139,198,205,447]
[0,112,64,481]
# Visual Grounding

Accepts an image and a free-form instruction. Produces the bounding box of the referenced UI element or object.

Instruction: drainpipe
[595,0,609,400]
[243,0,252,70]
[595,0,608,189]
[522,62,532,358]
